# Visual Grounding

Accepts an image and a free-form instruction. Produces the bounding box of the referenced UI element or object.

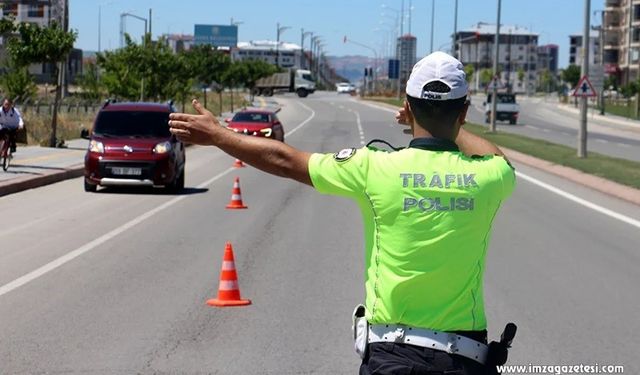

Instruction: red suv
[83,101,185,192]
[224,109,285,142]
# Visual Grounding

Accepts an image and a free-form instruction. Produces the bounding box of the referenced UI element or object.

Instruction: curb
[0,164,84,198]
[555,103,640,132]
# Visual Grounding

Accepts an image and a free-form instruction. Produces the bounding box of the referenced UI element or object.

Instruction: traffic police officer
[168,51,515,375]
[0,98,24,153]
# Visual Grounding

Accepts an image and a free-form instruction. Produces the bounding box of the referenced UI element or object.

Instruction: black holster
[485,323,517,375]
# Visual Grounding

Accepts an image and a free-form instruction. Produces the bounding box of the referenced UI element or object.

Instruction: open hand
[168,99,220,145]
[395,101,413,127]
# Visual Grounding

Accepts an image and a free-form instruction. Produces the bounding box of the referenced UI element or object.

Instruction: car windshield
[94,111,171,137]
[232,112,270,123]
[487,94,516,104]
[302,73,314,81]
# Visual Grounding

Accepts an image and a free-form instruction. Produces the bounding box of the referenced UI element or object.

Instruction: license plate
[111,167,141,176]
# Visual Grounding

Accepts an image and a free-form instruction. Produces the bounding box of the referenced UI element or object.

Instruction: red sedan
[224,109,285,142]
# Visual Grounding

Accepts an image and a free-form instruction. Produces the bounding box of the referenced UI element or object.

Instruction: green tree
[182,45,231,109]
[0,60,37,102]
[98,34,183,102]
[76,62,103,101]
[561,64,581,89]
[463,64,475,84]
[237,59,279,91]
[479,68,493,88]
[517,67,525,84]
[539,69,554,92]
[5,21,76,147]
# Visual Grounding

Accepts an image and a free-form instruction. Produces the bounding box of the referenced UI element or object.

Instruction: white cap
[405,51,468,101]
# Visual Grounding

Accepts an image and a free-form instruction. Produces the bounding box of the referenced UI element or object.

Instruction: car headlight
[153,141,172,154]
[89,140,104,153]
[260,128,273,137]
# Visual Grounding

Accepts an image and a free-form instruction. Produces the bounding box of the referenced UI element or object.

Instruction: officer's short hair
[406,82,467,129]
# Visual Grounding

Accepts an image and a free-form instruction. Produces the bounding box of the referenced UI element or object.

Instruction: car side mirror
[224,118,231,123]
[80,128,90,139]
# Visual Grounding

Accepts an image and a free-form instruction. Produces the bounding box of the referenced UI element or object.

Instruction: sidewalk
[0,139,88,197]
[0,98,277,198]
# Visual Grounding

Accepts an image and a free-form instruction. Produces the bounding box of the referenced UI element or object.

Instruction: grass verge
[366,98,640,189]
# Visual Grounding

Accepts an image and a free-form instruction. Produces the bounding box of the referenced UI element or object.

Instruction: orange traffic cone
[226,177,248,209]
[233,159,246,168]
[207,242,251,307]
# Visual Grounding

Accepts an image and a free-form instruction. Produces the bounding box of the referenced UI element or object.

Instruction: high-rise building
[396,34,417,86]
[568,33,600,66]
[455,23,538,94]
[601,0,640,84]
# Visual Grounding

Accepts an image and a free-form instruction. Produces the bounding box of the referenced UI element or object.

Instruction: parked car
[83,101,186,192]
[224,109,285,142]
[336,82,356,94]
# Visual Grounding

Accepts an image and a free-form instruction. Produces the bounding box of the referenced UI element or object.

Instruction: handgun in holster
[486,323,517,374]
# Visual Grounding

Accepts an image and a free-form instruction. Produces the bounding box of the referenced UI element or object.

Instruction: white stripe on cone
[218,280,239,290]
[231,194,242,200]
[222,261,236,271]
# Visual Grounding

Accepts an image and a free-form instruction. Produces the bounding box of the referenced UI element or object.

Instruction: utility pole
[452,0,458,57]
[578,0,590,158]
[430,0,435,53]
[490,0,501,132]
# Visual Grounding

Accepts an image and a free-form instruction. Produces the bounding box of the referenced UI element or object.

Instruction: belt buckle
[392,327,405,342]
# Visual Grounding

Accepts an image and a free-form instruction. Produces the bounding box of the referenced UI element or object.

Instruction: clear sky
[71,0,601,69]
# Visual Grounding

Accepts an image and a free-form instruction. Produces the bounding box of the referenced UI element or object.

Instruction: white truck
[484,92,520,125]
[252,69,316,98]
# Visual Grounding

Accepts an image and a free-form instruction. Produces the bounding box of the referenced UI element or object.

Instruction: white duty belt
[367,324,489,364]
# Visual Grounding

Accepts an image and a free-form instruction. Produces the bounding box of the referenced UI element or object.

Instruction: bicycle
[0,128,13,171]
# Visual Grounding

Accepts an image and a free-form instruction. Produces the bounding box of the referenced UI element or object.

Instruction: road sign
[589,65,605,93]
[194,25,238,47]
[388,59,400,80]
[573,75,597,97]
[486,76,505,90]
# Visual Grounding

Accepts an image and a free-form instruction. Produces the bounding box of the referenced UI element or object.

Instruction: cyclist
[0,98,24,153]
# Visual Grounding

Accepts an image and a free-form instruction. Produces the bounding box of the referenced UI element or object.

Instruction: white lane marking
[616,143,631,148]
[0,106,318,298]
[338,105,345,109]
[517,171,640,229]
[287,101,316,137]
[541,128,551,133]
[560,132,571,136]
[354,110,365,146]
[524,125,540,130]
[354,99,397,114]
[595,139,609,144]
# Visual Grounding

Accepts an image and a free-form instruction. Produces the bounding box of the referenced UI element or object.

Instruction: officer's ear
[457,99,470,127]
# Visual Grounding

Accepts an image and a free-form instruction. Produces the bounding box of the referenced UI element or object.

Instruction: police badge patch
[333,148,356,161]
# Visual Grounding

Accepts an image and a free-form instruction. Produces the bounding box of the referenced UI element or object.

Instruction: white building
[455,23,538,93]
[569,32,601,66]
[232,40,303,69]
[163,34,195,53]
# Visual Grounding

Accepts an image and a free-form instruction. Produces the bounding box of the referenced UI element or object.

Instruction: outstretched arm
[169,100,313,186]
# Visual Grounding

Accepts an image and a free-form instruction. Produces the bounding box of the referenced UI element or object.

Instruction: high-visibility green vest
[308,138,515,331]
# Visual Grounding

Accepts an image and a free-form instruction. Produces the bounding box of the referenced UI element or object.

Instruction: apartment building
[1,0,82,84]
[455,23,538,93]
[569,33,601,66]
[602,0,640,84]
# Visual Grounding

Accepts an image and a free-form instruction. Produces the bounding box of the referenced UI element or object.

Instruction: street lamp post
[345,36,379,94]
[490,0,502,132]
[121,12,148,100]
[301,29,313,69]
[276,23,291,68]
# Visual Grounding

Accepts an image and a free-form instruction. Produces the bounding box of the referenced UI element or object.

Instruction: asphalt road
[1,92,639,374]
[467,94,640,162]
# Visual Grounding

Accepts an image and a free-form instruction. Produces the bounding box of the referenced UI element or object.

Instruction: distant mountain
[328,55,386,84]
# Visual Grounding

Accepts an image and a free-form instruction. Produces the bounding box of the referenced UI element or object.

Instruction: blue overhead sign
[194,24,238,47]
[388,59,400,79]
